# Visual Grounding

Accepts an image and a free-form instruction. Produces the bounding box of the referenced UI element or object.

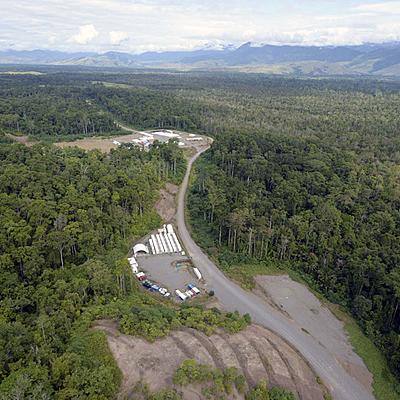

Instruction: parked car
[151,284,160,292]
[136,272,146,281]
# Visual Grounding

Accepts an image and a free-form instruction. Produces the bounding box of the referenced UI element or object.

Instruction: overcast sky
[1,0,400,53]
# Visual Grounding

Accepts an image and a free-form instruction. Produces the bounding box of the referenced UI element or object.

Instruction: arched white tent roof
[133,243,149,255]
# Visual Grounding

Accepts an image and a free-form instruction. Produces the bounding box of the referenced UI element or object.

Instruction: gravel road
[175,146,375,400]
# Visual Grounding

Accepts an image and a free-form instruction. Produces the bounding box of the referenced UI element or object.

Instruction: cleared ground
[94,320,327,400]
[255,275,373,394]
[137,253,204,297]
[6,133,36,146]
[55,136,121,152]
[0,71,45,75]
[55,128,211,153]
[155,183,178,222]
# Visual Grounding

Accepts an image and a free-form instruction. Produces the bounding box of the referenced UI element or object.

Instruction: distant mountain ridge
[2,42,400,77]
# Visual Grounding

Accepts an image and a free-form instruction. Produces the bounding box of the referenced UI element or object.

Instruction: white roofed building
[133,243,149,255]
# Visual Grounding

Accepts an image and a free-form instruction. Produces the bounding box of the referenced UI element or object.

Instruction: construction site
[127,223,205,302]
[55,127,210,153]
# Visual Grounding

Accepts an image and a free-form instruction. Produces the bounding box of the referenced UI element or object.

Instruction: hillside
[95,320,327,400]
[2,42,400,77]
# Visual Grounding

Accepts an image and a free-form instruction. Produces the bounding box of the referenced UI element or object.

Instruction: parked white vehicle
[193,267,202,280]
[175,289,187,301]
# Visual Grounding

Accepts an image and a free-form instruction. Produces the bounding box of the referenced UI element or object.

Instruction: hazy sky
[1,0,400,52]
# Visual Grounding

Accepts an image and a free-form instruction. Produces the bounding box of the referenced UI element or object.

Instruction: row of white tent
[127,256,138,274]
[148,224,183,255]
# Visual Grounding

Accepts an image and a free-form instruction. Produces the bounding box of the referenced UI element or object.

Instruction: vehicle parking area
[129,224,205,302]
[137,254,195,290]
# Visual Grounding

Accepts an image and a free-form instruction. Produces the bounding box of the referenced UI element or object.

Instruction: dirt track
[94,320,326,400]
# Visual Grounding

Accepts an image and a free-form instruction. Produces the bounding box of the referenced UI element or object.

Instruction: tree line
[0,82,118,138]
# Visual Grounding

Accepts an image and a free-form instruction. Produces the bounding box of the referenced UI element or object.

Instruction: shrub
[173,359,213,385]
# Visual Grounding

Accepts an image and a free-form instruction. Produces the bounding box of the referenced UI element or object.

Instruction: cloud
[3,1,400,52]
[353,1,400,13]
[71,24,98,44]
[109,31,128,45]
[48,35,57,45]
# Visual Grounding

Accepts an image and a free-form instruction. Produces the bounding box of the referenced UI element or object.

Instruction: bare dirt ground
[254,275,373,393]
[6,133,36,146]
[94,320,326,400]
[155,183,178,222]
[55,129,212,154]
[55,136,122,152]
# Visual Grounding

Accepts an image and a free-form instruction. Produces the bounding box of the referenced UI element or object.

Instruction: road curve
[175,145,375,400]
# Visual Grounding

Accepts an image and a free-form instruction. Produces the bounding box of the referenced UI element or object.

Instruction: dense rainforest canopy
[1,66,400,397]
[0,140,188,398]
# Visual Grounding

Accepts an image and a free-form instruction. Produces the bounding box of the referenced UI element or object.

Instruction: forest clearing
[55,129,210,153]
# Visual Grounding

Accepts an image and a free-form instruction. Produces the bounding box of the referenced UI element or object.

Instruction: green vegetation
[119,304,251,341]
[173,360,295,400]
[246,381,295,400]
[331,307,399,400]
[174,359,246,399]
[129,383,181,400]
[189,132,400,396]
[181,74,400,395]
[218,255,284,290]
[2,66,400,397]
[0,83,119,137]
[0,134,248,398]
[0,141,185,398]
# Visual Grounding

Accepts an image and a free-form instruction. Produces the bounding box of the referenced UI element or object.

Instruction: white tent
[133,243,149,255]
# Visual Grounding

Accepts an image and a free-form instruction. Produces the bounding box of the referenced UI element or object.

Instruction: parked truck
[193,267,202,280]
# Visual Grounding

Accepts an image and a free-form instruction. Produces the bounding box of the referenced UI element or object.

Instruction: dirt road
[175,146,375,400]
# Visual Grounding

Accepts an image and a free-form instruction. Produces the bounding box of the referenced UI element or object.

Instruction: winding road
[175,145,375,400]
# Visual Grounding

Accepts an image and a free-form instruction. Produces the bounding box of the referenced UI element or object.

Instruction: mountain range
[2,42,400,77]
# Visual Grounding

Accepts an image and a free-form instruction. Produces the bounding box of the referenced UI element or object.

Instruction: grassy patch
[0,71,45,75]
[35,129,126,143]
[220,260,283,290]
[330,306,400,400]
